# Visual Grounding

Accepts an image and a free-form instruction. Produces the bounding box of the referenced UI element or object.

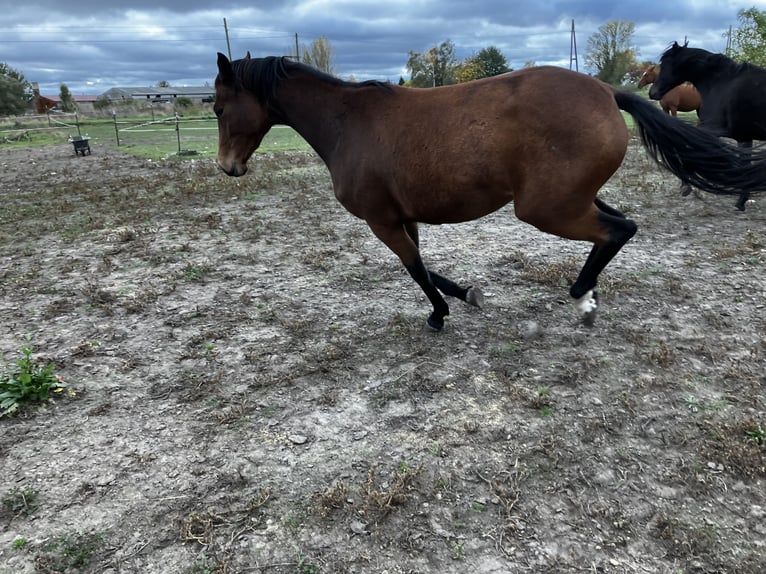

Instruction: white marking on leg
[574,289,598,318]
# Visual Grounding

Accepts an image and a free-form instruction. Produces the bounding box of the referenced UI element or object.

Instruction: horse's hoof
[574,289,598,326]
[466,286,484,308]
[426,315,444,332]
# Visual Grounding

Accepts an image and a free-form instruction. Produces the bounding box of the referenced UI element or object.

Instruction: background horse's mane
[231,56,391,106]
[663,43,760,76]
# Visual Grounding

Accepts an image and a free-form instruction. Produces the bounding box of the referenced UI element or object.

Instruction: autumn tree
[0,63,30,116]
[455,46,511,83]
[585,20,639,85]
[407,40,457,87]
[729,7,766,67]
[301,36,336,75]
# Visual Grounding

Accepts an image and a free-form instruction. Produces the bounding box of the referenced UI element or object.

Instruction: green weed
[43,531,105,571]
[2,485,40,517]
[0,342,68,417]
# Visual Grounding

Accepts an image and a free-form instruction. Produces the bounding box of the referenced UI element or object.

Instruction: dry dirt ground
[0,139,764,574]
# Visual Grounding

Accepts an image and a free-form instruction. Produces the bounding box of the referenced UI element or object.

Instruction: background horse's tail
[614,91,766,196]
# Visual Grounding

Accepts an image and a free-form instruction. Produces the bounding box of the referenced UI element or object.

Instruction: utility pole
[725,25,732,55]
[223,18,232,60]
[295,33,300,61]
[569,19,579,72]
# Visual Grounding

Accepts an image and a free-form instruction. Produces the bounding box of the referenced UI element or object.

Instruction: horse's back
[339,67,629,225]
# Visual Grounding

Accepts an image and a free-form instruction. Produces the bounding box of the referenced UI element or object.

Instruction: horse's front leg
[404,222,484,309]
[369,221,450,331]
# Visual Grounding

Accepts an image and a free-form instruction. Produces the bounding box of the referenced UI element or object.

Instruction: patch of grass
[295,554,321,574]
[0,342,69,417]
[451,541,465,560]
[699,418,766,479]
[685,395,727,414]
[37,531,105,572]
[648,339,675,368]
[519,257,578,288]
[2,485,41,517]
[711,229,765,261]
[313,480,349,517]
[181,262,212,282]
[360,464,422,518]
[653,514,718,562]
[745,424,766,445]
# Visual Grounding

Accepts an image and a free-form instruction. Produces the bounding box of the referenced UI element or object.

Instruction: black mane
[662,44,762,77]
[230,56,391,105]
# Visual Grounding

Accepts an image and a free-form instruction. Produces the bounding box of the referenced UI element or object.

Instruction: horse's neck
[275,76,354,164]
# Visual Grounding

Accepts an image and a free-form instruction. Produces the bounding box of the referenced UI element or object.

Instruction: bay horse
[637,65,701,117]
[215,53,766,331]
[649,41,766,210]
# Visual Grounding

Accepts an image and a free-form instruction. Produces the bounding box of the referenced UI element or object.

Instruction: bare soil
[0,139,764,574]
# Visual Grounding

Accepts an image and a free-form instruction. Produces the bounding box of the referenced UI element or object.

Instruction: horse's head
[214,52,273,177]
[648,42,688,100]
[637,66,657,89]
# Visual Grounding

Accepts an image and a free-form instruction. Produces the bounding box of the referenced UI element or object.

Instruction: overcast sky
[2,0,765,94]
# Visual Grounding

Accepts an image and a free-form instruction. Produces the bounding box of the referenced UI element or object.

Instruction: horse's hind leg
[519,198,636,325]
[404,222,484,308]
[568,201,637,325]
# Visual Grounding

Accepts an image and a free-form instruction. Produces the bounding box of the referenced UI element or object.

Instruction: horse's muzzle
[217,160,248,177]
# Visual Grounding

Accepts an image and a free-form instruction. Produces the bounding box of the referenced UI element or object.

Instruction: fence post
[175,112,181,154]
[75,112,82,137]
[112,111,120,146]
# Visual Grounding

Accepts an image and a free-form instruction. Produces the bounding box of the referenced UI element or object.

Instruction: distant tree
[729,7,766,67]
[59,83,76,112]
[585,20,639,85]
[455,46,511,83]
[454,58,485,83]
[175,96,193,109]
[0,63,30,115]
[523,61,537,68]
[157,80,171,87]
[93,95,111,111]
[302,36,336,75]
[407,40,457,87]
[474,46,511,77]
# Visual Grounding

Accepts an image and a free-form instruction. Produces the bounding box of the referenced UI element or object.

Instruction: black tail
[615,91,766,196]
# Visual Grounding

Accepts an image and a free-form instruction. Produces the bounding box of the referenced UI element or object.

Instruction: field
[0,134,764,573]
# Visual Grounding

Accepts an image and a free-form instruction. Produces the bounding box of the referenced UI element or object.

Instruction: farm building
[98,85,215,103]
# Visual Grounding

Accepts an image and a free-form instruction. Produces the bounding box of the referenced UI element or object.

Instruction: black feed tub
[68,135,91,156]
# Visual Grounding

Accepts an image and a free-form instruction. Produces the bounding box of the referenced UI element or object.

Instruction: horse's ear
[217,52,234,84]
[245,51,251,60]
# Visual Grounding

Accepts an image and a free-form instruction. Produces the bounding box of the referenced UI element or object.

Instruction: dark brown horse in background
[637,65,701,117]
[215,53,765,331]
